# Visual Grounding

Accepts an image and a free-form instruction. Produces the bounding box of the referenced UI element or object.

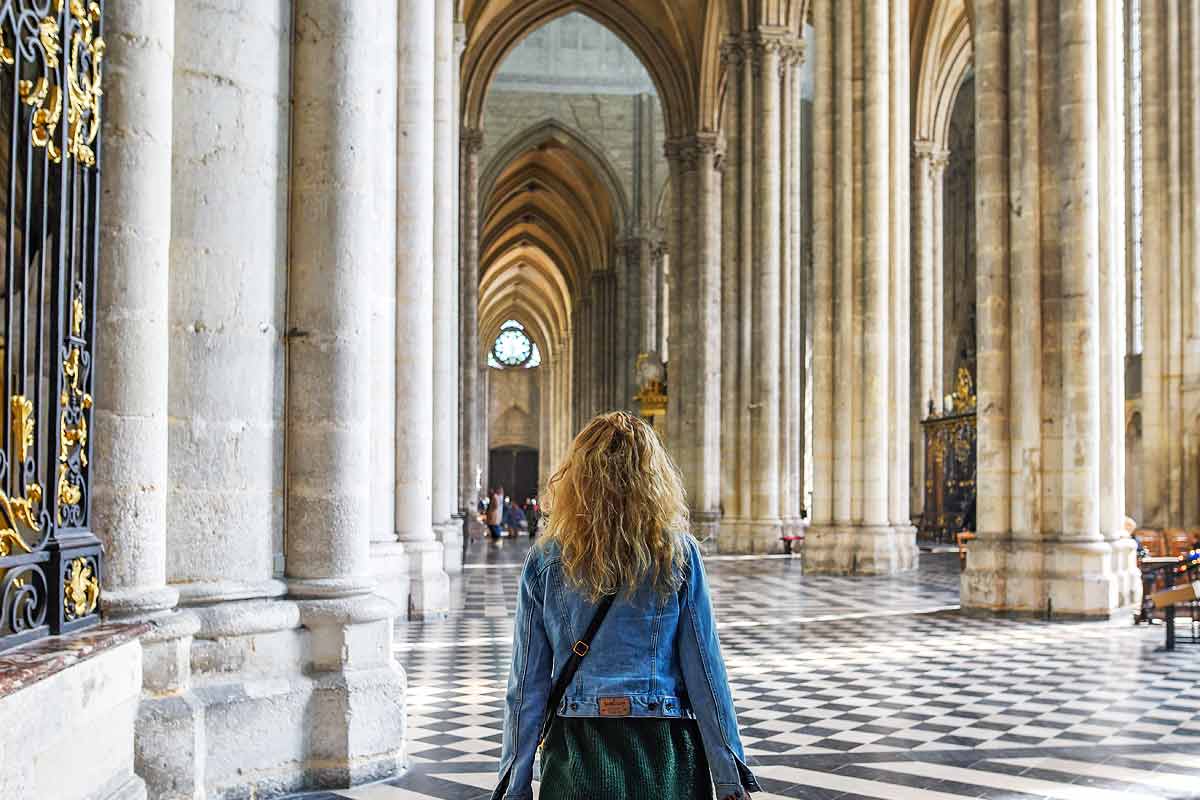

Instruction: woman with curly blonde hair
[493,412,760,800]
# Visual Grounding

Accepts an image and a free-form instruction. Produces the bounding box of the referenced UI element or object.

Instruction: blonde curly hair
[541,411,690,600]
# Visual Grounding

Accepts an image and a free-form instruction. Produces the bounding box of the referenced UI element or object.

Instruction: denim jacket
[497,535,761,800]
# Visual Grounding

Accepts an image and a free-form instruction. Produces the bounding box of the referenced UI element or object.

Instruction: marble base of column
[743,519,783,555]
[133,610,204,799]
[805,525,917,575]
[406,540,451,618]
[717,518,748,554]
[173,579,288,607]
[299,595,405,788]
[102,585,181,622]
[440,515,465,574]
[691,511,722,550]
[370,540,411,614]
[962,536,1140,619]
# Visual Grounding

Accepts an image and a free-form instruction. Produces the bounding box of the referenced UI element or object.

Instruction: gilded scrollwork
[62,555,98,619]
[4,0,104,166]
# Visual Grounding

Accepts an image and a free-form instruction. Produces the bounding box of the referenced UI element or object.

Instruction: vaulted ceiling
[477,127,625,362]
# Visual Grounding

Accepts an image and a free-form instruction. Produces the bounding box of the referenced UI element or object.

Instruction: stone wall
[489,367,540,450]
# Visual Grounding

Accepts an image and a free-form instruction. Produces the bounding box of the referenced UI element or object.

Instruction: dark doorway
[489,446,539,507]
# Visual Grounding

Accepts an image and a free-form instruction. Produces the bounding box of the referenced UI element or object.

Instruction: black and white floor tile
[288,539,1200,800]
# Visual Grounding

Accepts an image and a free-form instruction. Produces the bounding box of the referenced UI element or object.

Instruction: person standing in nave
[488,486,505,539]
[495,412,759,800]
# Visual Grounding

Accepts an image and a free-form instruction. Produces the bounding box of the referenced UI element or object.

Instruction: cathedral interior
[2,1,1199,799]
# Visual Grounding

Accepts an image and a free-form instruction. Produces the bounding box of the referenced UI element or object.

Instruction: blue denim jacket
[498,536,761,800]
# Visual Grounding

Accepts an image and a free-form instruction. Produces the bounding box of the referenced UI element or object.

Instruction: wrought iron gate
[0,0,104,652]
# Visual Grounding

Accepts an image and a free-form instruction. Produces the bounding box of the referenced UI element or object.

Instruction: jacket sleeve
[676,539,762,799]
[497,549,553,800]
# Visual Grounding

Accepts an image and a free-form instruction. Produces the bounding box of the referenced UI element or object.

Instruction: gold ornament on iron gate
[0,0,107,651]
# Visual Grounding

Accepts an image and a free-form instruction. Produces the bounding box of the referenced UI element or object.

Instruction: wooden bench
[1150,576,1200,651]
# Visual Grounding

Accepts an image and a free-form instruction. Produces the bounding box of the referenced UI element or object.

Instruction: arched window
[489,320,541,369]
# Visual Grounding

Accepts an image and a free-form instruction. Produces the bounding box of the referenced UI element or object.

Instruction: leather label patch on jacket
[598,697,631,716]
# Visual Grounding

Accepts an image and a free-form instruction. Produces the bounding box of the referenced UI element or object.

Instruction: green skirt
[539,716,712,800]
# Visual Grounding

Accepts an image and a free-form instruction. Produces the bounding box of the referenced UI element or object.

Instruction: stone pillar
[718,39,743,549]
[168,0,289,608]
[810,0,834,537]
[287,0,405,784]
[432,0,462,573]
[460,127,484,524]
[750,37,782,550]
[807,0,917,575]
[930,152,949,399]
[655,245,669,360]
[889,0,913,537]
[98,3,205,795]
[95,0,178,622]
[666,135,723,542]
[786,43,807,534]
[369,0,408,610]
[911,142,937,515]
[396,0,449,617]
[1139,0,1199,528]
[1097,0,1138,602]
[961,0,1138,617]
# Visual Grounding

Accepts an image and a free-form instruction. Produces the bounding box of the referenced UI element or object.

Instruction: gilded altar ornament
[11,394,33,463]
[634,353,668,417]
[950,367,975,414]
[64,556,98,618]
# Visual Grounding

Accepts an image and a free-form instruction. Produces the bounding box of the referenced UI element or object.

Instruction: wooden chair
[1166,529,1193,557]
[1135,528,1168,557]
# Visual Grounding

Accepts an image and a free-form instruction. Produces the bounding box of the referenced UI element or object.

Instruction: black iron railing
[0,0,103,652]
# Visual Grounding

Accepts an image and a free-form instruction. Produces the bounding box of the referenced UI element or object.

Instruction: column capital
[720,35,746,68]
[461,126,484,155]
[664,133,725,172]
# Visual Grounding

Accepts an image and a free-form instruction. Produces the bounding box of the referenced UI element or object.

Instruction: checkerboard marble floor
[287,538,1200,800]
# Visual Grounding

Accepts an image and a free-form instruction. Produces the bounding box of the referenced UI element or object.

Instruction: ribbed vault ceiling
[478,134,623,362]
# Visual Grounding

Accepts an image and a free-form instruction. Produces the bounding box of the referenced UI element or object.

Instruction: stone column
[1097,0,1138,601]
[460,127,484,525]
[777,41,795,541]
[807,0,916,575]
[911,142,936,515]
[666,135,723,542]
[98,4,204,793]
[750,37,782,550]
[1139,0,1196,528]
[888,0,913,536]
[287,0,405,783]
[168,0,289,608]
[95,0,178,622]
[432,0,462,573]
[962,0,1138,617]
[718,38,743,549]
[396,0,449,617]
[736,42,754,532]
[369,0,407,609]
[655,245,669,360]
[787,43,807,533]
[810,0,834,535]
[930,152,949,398]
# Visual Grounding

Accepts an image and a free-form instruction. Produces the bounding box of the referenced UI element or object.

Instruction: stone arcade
[0,1,1195,799]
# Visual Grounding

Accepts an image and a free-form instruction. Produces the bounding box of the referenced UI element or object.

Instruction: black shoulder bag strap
[493,593,615,800]
[538,592,616,745]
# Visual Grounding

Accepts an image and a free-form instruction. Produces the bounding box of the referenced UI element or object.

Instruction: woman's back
[527,537,691,716]
[494,411,760,800]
